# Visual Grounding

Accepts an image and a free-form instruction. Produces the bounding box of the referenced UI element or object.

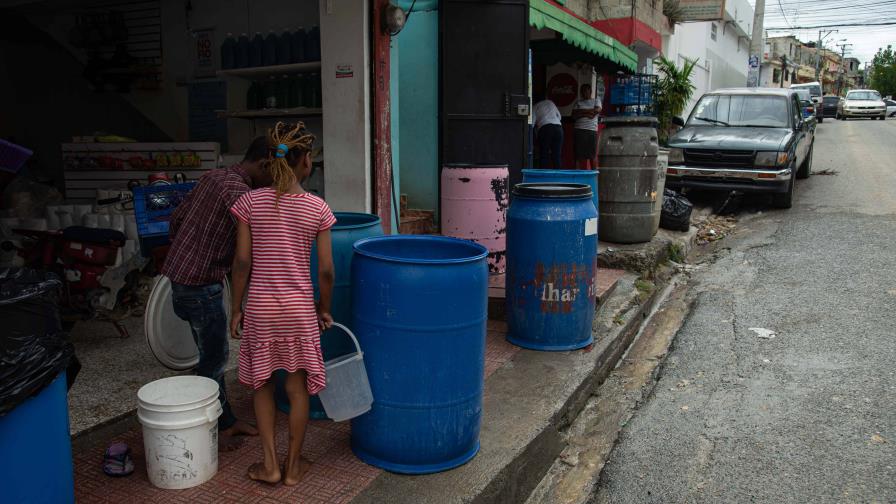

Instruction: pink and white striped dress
[230,188,336,393]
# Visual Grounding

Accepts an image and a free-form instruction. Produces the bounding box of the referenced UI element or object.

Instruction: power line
[776,0,792,28]
[767,21,896,29]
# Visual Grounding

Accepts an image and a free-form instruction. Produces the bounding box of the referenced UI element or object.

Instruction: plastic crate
[132,182,196,238]
[0,139,33,174]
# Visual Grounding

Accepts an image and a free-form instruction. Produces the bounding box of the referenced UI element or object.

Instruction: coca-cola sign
[547,73,578,108]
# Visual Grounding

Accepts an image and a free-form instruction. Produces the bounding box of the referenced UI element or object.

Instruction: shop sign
[193,28,215,78]
[336,64,354,79]
[547,73,578,108]
[677,0,726,21]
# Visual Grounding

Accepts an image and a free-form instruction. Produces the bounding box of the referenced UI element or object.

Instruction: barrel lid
[602,116,659,128]
[144,276,232,370]
[512,183,592,198]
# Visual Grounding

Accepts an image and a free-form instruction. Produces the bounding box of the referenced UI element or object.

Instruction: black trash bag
[660,189,693,232]
[0,268,76,417]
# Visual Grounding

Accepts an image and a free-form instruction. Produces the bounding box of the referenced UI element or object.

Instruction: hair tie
[275,143,289,158]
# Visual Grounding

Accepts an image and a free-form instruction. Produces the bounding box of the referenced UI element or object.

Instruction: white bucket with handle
[318,323,374,422]
[137,376,222,489]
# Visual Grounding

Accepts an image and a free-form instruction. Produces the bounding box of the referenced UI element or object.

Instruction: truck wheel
[797,146,813,179]
[773,170,795,209]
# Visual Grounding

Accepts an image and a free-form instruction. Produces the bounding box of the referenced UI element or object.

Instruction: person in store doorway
[572,83,601,170]
[229,122,335,486]
[533,95,564,169]
[162,137,273,450]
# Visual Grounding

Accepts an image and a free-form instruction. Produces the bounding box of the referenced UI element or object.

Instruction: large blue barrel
[506,183,598,351]
[0,372,74,503]
[521,169,599,219]
[276,212,383,419]
[350,236,488,474]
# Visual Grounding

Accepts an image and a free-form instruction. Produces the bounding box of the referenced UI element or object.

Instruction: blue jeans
[537,124,564,169]
[170,281,237,430]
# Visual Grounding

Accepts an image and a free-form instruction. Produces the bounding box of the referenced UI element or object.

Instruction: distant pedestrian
[534,96,564,169]
[229,122,336,486]
[572,83,601,170]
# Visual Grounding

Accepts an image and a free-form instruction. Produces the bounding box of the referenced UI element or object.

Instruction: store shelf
[216,61,322,79]
[220,107,323,119]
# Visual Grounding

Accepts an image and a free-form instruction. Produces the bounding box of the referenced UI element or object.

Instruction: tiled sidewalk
[73,322,519,504]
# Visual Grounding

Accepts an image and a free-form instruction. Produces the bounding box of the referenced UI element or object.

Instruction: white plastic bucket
[136,376,222,490]
[318,323,374,422]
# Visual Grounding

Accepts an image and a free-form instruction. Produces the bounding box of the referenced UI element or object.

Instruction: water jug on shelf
[249,32,264,67]
[263,31,278,67]
[220,33,235,70]
[235,33,250,69]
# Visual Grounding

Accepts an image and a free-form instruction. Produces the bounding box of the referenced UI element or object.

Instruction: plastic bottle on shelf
[246,81,259,110]
[287,76,300,108]
[250,32,264,67]
[276,76,289,109]
[278,29,292,66]
[309,72,321,108]
[220,33,236,70]
[301,73,312,108]
[263,77,278,108]
[308,26,321,61]
[263,30,279,67]
[292,27,306,63]
[235,33,250,68]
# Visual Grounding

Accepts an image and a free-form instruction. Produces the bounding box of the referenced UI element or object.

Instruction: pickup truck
[666,88,815,209]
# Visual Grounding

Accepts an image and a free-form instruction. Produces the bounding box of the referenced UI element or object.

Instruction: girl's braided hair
[266,121,316,199]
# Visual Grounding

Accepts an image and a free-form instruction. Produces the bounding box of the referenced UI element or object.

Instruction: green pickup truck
[666,88,815,209]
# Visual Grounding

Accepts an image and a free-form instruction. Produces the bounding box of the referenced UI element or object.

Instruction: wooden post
[372,0,393,233]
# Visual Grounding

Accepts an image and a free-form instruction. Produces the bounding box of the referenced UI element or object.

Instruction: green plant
[869,45,896,98]
[668,243,685,263]
[654,56,698,145]
[663,0,684,25]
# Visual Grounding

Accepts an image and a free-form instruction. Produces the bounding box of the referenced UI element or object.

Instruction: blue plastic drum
[350,236,488,474]
[522,169,599,221]
[506,183,599,351]
[275,212,383,419]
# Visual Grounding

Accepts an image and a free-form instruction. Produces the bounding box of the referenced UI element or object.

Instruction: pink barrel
[440,164,509,274]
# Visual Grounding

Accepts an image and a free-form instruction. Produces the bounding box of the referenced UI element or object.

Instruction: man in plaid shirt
[162,137,271,449]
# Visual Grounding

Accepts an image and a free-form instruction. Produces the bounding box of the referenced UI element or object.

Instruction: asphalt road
[593,118,896,503]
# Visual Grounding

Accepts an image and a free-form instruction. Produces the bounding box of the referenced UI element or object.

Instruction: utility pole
[836,42,852,96]
[747,0,764,87]
[814,30,837,85]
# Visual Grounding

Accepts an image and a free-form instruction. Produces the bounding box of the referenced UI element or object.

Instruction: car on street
[790,81,822,106]
[793,88,821,123]
[821,96,841,118]
[666,88,815,209]
[885,99,896,117]
[836,89,887,120]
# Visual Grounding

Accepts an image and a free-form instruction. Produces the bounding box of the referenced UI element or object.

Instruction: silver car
[837,90,887,120]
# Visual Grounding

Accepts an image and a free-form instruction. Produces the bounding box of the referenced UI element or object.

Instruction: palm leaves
[655,56,698,144]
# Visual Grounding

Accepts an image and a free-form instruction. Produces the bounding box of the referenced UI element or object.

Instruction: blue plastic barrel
[506,183,598,351]
[276,212,383,419]
[522,169,599,219]
[0,372,74,503]
[350,236,488,474]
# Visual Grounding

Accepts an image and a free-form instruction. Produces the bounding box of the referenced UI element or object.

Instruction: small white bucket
[137,376,222,490]
[318,323,374,422]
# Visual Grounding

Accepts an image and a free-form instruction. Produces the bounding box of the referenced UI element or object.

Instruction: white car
[886,99,896,118]
[836,89,887,120]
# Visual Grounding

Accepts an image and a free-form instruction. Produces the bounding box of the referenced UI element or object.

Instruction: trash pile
[696,215,736,245]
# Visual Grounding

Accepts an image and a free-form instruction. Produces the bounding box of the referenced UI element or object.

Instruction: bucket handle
[327,322,362,355]
[205,402,223,423]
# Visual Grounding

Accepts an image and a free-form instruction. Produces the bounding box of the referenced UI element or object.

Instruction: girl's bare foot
[248,462,281,484]
[282,457,312,486]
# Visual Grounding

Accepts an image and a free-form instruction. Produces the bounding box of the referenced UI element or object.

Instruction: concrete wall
[319,0,371,213]
[394,6,439,213]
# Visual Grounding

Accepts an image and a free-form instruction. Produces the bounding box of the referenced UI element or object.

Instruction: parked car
[836,89,887,120]
[790,81,822,106]
[666,88,814,209]
[793,88,820,123]
[821,96,840,118]
[885,99,896,117]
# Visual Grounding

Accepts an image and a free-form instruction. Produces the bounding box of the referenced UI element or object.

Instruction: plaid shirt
[161,165,251,286]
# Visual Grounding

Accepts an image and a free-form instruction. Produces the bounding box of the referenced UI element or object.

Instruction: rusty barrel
[440,164,509,274]
[597,116,660,243]
[505,183,598,351]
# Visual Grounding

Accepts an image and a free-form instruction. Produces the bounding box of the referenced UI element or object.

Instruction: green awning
[529,0,638,72]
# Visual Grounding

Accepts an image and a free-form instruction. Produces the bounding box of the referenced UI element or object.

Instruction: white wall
[319,0,371,213]
[663,17,751,118]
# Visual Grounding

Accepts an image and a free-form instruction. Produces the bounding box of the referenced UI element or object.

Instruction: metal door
[440,0,530,187]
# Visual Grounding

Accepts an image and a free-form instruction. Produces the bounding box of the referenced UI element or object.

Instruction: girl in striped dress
[229,122,335,485]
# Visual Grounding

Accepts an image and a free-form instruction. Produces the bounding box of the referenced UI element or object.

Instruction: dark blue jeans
[171,281,237,430]
[537,124,564,169]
